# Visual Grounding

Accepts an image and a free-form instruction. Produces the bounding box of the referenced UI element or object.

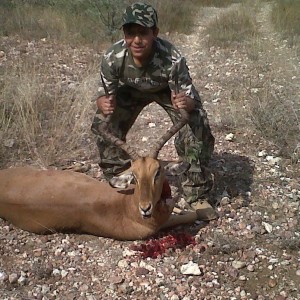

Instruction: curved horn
[149,65,190,158]
[149,108,189,158]
[97,74,140,160]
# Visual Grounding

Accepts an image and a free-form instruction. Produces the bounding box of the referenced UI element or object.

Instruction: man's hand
[171,91,195,112]
[96,95,116,115]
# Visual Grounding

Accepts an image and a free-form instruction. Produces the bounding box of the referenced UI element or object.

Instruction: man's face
[123,24,158,64]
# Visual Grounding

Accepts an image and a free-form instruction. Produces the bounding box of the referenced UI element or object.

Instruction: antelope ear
[164,161,191,176]
[109,172,134,189]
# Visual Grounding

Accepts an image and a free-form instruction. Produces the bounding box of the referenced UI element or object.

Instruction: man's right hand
[96,95,116,115]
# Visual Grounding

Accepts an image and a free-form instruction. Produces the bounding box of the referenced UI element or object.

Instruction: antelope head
[110,157,165,218]
[98,69,190,219]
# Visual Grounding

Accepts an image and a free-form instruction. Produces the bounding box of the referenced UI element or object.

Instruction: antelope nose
[140,203,152,218]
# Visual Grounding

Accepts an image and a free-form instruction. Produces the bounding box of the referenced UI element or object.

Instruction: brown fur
[0,158,197,240]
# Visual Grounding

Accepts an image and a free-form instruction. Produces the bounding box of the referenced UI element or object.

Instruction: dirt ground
[0,2,299,300]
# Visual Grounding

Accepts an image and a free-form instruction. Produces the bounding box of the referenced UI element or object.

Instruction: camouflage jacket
[96,37,201,103]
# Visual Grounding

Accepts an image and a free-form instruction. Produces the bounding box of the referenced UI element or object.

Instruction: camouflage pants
[91,86,215,204]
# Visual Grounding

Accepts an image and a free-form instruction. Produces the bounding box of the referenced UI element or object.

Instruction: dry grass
[204,1,300,161]
[0,0,204,46]
[206,4,258,47]
[0,55,98,167]
[147,0,200,34]
[271,0,300,49]
[247,88,300,159]
[0,2,110,47]
[216,72,300,161]
[198,0,241,7]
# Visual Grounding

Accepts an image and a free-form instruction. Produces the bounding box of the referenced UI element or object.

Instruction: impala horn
[97,73,140,160]
[149,64,190,158]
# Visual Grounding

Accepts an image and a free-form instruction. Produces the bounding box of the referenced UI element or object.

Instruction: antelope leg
[161,211,197,229]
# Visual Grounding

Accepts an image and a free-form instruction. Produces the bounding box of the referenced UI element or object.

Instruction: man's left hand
[171,91,195,112]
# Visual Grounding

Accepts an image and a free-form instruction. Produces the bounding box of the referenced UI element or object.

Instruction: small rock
[118,259,129,268]
[17,275,27,285]
[135,267,150,276]
[232,260,246,270]
[123,249,137,257]
[79,283,89,292]
[8,273,19,284]
[180,261,202,276]
[52,269,61,276]
[61,270,68,278]
[225,133,234,141]
[41,284,50,294]
[0,271,7,282]
[220,196,230,206]
[4,139,15,148]
[109,275,124,284]
[226,267,239,279]
[279,290,288,298]
[262,222,273,233]
[268,278,277,288]
[258,150,267,157]
[239,275,247,281]
[247,265,255,272]
[266,156,281,165]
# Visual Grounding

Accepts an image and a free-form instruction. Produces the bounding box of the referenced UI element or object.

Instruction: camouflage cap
[122,2,158,28]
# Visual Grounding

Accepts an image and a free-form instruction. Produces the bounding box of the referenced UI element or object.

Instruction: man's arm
[169,56,200,112]
[96,51,120,115]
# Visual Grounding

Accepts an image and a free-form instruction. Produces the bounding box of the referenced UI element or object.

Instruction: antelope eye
[155,168,161,180]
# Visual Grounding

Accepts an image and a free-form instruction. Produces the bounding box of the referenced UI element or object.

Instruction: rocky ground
[1,2,299,300]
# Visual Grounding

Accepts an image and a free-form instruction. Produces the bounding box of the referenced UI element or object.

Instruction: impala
[0,103,198,240]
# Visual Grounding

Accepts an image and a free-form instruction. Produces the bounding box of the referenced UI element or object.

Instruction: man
[91,2,217,221]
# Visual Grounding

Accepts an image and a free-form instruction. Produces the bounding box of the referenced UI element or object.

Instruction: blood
[130,233,196,259]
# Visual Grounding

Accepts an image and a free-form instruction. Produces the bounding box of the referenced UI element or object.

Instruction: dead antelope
[0,73,197,240]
